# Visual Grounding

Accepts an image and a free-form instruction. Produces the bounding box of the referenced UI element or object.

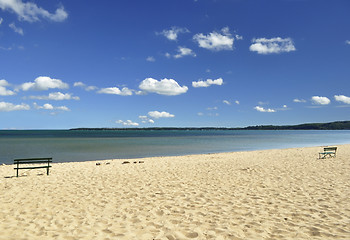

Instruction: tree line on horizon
[70,121,350,131]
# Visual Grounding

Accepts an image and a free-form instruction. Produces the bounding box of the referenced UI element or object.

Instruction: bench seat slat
[14,166,52,170]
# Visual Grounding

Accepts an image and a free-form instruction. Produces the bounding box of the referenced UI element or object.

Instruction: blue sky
[0,0,349,129]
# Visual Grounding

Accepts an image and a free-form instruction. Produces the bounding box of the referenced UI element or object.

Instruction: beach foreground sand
[0,145,349,240]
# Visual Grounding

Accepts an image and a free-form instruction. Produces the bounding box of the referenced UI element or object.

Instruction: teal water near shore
[1,130,350,164]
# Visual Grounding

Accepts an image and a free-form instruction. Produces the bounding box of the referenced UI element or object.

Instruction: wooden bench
[14,158,52,177]
[319,147,337,159]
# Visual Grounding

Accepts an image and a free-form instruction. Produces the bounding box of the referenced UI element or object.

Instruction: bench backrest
[14,158,52,164]
[323,147,337,152]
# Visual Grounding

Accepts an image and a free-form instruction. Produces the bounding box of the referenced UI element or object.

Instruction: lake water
[1,130,350,164]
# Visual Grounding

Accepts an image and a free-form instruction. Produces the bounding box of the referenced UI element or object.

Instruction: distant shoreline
[70,120,350,131]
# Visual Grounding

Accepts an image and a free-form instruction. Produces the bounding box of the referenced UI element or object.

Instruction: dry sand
[0,145,349,240]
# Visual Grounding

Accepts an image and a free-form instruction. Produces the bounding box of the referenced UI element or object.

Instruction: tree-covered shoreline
[70,121,350,131]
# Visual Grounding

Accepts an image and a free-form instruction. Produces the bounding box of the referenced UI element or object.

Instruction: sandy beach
[0,145,349,240]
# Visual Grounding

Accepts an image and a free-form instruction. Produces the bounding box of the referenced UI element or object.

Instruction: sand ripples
[0,145,350,239]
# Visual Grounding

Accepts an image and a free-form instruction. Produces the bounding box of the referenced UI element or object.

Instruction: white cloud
[157,26,189,41]
[223,100,231,105]
[254,106,276,113]
[98,87,133,96]
[223,99,239,105]
[346,40,350,45]
[174,46,196,59]
[250,37,296,54]
[139,115,155,124]
[293,98,306,103]
[146,56,155,62]
[334,95,350,104]
[73,82,97,91]
[193,27,234,51]
[235,34,243,40]
[207,106,218,111]
[116,120,139,126]
[148,111,175,119]
[0,101,30,111]
[0,46,12,50]
[139,78,188,96]
[165,52,171,58]
[0,79,9,86]
[37,103,53,110]
[311,96,331,105]
[19,76,69,91]
[0,79,15,96]
[192,78,223,88]
[0,0,68,22]
[34,102,70,111]
[29,92,79,101]
[9,22,23,35]
[56,106,69,111]
[0,17,3,24]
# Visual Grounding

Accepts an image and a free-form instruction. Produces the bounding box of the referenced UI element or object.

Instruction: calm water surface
[1,130,350,164]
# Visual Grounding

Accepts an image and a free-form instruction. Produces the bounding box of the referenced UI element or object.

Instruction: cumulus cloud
[174,46,196,59]
[192,78,223,88]
[19,76,69,91]
[193,27,234,51]
[0,17,3,24]
[33,102,70,111]
[293,98,306,103]
[0,0,68,22]
[254,106,276,113]
[334,95,350,104]
[0,101,30,111]
[311,96,331,105]
[235,100,240,105]
[139,115,155,124]
[146,56,155,62]
[97,87,133,96]
[73,82,97,91]
[28,92,79,101]
[139,78,188,96]
[346,40,350,45]
[0,79,15,96]
[249,37,296,54]
[42,103,54,110]
[157,26,189,41]
[9,22,23,35]
[148,111,175,119]
[116,120,139,126]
